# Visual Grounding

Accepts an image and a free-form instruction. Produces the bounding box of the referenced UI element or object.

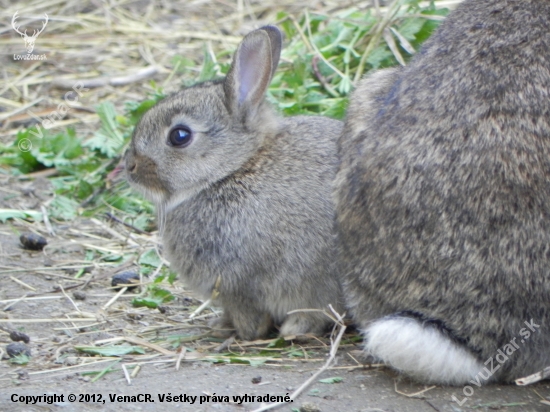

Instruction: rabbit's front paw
[208,313,235,338]
[231,311,273,341]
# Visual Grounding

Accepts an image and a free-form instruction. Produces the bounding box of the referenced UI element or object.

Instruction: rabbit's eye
[168,126,193,147]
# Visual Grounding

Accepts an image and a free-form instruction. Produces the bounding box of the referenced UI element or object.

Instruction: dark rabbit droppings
[9,330,30,344]
[19,233,47,250]
[72,290,86,301]
[6,342,31,358]
[111,271,140,291]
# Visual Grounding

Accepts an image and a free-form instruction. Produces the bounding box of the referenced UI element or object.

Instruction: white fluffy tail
[364,316,486,385]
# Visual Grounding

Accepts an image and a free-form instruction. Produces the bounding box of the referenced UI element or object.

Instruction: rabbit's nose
[124,147,139,174]
[126,157,137,174]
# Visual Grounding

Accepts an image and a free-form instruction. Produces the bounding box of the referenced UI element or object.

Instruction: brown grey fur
[335,0,550,382]
[126,26,344,341]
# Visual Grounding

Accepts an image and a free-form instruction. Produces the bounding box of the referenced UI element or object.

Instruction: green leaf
[0,209,42,223]
[9,354,30,365]
[319,377,343,384]
[90,359,122,382]
[321,98,348,120]
[131,297,164,309]
[26,128,84,169]
[14,128,42,171]
[167,271,178,285]
[101,254,123,262]
[49,195,79,220]
[207,355,269,366]
[366,45,395,70]
[125,96,164,127]
[132,286,174,309]
[286,350,306,358]
[278,12,294,39]
[75,179,94,200]
[170,55,197,74]
[97,102,124,141]
[398,17,428,41]
[83,102,125,158]
[139,249,162,267]
[74,344,145,357]
[267,337,288,348]
[198,44,221,82]
[243,358,267,366]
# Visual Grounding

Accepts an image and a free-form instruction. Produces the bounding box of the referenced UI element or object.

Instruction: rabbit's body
[336,0,550,384]
[163,114,342,340]
[127,27,344,341]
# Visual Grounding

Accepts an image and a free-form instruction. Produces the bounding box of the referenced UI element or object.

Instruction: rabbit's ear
[260,25,282,80]
[224,25,282,114]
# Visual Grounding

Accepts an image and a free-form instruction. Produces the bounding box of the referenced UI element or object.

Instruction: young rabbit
[335,0,550,385]
[126,25,344,341]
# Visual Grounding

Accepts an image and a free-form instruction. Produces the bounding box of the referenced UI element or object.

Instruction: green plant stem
[354,0,403,83]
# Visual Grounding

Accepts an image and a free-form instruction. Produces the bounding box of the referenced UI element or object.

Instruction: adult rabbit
[335,0,550,384]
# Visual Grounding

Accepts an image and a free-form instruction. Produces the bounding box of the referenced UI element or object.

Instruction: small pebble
[43,258,54,267]
[300,403,321,412]
[6,342,31,358]
[126,312,143,320]
[19,233,47,251]
[158,305,173,314]
[72,291,86,301]
[9,330,30,344]
[251,376,262,384]
[16,370,29,381]
[64,357,79,366]
[111,271,140,291]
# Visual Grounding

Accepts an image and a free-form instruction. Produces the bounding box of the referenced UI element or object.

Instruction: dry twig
[251,305,347,412]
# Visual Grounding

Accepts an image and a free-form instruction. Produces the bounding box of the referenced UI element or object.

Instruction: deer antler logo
[12,11,48,54]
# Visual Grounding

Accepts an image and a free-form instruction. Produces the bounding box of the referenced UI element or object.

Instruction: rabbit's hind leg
[365,315,486,385]
[279,311,331,337]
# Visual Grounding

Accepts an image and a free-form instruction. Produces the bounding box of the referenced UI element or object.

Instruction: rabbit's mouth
[128,178,168,206]
[125,165,167,205]
[125,150,168,201]
[125,156,207,210]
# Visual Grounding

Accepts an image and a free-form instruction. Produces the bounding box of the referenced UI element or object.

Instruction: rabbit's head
[126,26,282,209]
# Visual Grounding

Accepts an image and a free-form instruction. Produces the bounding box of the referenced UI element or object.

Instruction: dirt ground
[1,208,550,412]
[2,0,550,411]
